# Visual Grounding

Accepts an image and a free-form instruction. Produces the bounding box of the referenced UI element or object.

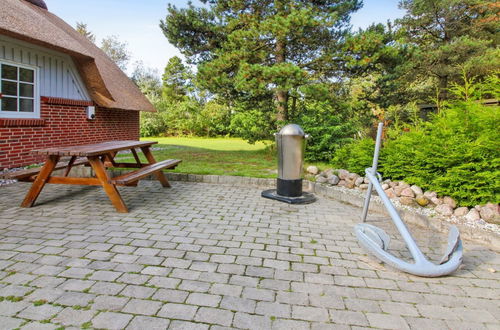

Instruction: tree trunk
[275,38,288,123]
[439,75,448,101]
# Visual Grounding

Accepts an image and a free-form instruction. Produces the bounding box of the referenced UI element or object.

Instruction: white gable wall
[0,35,91,101]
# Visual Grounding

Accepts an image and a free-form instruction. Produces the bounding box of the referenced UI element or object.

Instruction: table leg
[21,155,60,208]
[88,156,129,213]
[140,146,171,188]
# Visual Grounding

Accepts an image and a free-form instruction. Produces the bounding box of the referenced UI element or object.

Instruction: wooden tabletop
[32,140,158,157]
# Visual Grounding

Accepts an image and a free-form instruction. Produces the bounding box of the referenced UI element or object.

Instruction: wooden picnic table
[12,140,181,213]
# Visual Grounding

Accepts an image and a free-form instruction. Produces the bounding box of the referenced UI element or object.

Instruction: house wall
[0,100,140,168]
[0,35,90,100]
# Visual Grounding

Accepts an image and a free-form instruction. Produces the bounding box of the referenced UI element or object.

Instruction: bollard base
[261,189,317,204]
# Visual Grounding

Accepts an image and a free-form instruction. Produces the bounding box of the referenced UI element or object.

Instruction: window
[0,61,39,118]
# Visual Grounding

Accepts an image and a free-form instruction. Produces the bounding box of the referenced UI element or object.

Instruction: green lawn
[114,137,277,178]
[114,137,327,178]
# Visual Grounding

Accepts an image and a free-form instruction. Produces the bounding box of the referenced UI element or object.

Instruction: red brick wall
[0,100,140,168]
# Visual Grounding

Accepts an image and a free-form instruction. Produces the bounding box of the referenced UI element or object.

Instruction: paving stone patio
[0,180,498,329]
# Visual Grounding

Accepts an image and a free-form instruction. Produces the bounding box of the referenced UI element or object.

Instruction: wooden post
[88,156,129,213]
[140,146,171,188]
[21,155,60,207]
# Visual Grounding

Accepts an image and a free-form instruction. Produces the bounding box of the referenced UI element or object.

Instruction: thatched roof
[0,0,155,112]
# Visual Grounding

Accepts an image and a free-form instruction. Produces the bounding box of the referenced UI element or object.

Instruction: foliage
[75,22,95,43]
[395,0,499,101]
[333,74,500,206]
[161,0,362,126]
[100,35,131,71]
[331,138,375,175]
[297,99,358,162]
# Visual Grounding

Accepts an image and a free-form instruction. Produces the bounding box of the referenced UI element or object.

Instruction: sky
[46,0,405,75]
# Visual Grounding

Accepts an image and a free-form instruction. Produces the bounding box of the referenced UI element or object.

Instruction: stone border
[39,168,500,249]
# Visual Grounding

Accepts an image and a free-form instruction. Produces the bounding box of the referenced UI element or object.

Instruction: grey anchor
[355,123,463,277]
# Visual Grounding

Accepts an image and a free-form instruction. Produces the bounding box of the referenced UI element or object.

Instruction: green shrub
[380,100,499,206]
[334,99,500,206]
[297,100,359,162]
[331,138,375,175]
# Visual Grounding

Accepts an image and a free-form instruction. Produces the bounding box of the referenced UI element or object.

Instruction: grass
[114,136,327,178]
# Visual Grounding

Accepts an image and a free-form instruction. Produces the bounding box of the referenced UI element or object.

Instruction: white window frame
[0,60,40,119]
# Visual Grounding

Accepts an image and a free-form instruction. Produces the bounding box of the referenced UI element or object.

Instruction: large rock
[381,183,389,190]
[316,176,328,183]
[454,207,469,217]
[348,173,360,181]
[401,187,415,198]
[415,195,430,207]
[337,180,347,187]
[480,206,500,224]
[424,191,437,199]
[394,186,405,197]
[359,184,369,190]
[354,177,364,187]
[398,182,410,189]
[435,204,454,216]
[337,169,349,180]
[443,196,457,209]
[364,177,370,184]
[307,165,319,175]
[430,197,443,205]
[465,208,480,222]
[389,181,398,188]
[327,175,340,185]
[410,185,423,196]
[385,188,396,199]
[399,197,415,206]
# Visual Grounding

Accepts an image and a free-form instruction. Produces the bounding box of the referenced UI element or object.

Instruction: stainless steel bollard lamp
[262,124,316,204]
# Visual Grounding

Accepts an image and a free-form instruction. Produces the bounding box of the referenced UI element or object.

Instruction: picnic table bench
[2,140,181,213]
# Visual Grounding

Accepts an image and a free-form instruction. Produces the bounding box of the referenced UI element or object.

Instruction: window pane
[1,80,17,96]
[19,68,34,83]
[20,83,34,97]
[19,98,34,112]
[1,97,17,111]
[1,64,17,80]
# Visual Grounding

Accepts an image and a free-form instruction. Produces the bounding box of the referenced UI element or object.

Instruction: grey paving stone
[92,295,130,311]
[157,303,198,320]
[54,292,95,307]
[292,305,330,322]
[186,292,221,307]
[242,287,275,302]
[20,321,59,330]
[120,285,156,299]
[17,304,62,321]
[148,276,180,289]
[121,298,163,316]
[152,289,189,303]
[329,310,369,326]
[220,296,256,313]
[51,307,95,326]
[169,320,209,330]
[0,315,23,329]
[366,313,410,330]
[0,300,30,316]
[272,319,310,330]
[194,307,234,326]
[89,270,122,281]
[92,311,133,330]
[233,312,271,329]
[210,283,243,297]
[89,281,126,295]
[126,315,170,330]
